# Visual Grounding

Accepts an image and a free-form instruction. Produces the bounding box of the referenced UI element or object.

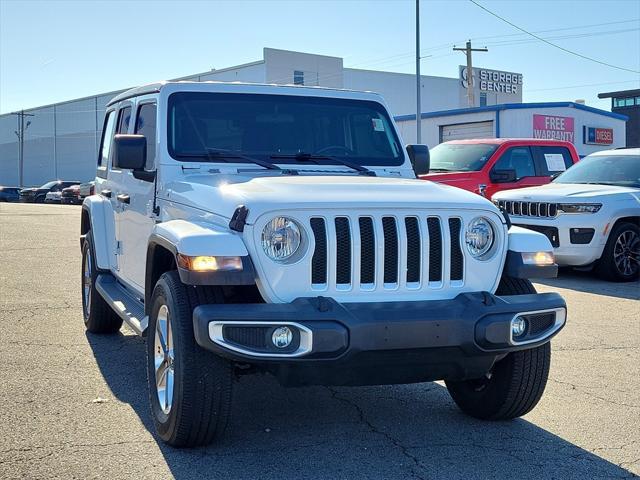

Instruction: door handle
[101,189,112,198]
[116,194,130,204]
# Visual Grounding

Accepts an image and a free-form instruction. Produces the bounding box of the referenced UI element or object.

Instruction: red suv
[420,139,580,198]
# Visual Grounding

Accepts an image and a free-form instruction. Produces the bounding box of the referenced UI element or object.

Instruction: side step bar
[95,274,148,335]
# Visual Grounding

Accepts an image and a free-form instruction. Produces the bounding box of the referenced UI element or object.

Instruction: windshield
[168,92,403,167]
[39,181,59,189]
[428,143,498,172]
[554,154,640,188]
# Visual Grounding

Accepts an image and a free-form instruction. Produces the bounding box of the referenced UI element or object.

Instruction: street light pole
[12,110,34,188]
[416,0,421,143]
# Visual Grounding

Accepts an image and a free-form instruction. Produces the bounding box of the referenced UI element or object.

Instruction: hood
[165,174,499,223]
[420,171,478,185]
[20,188,41,194]
[493,182,640,202]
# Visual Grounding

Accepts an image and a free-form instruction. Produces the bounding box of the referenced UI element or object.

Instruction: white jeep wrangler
[81,81,566,447]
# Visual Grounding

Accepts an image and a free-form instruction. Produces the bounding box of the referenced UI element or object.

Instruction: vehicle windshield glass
[554,155,640,188]
[39,181,59,189]
[428,143,498,172]
[168,92,403,166]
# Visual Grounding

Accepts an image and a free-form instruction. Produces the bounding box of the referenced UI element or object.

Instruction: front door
[487,146,542,197]
[117,100,158,290]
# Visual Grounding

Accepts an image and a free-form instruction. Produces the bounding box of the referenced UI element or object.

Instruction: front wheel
[147,271,233,447]
[445,276,551,420]
[595,222,640,282]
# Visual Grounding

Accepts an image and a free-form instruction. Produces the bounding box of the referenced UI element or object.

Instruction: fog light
[511,317,527,338]
[272,326,293,348]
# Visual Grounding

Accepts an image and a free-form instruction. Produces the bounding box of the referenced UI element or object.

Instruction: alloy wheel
[613,229,640,277]
[154,305,174,414]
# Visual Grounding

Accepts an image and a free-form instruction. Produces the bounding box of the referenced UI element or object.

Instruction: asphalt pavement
[0,203,638,480]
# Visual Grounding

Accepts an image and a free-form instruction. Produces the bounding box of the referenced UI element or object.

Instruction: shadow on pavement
[535,268,640,301]
[87,331,637,480]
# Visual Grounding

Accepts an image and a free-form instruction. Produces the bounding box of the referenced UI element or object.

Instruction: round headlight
[465,217,495,258]
[261,217,302,262]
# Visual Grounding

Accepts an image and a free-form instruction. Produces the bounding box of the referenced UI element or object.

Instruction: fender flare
[505,226,557,279]
[146,220,256,307]
[81,195,115,271]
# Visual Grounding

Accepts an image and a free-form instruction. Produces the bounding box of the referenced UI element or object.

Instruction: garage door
[440,121,494,142]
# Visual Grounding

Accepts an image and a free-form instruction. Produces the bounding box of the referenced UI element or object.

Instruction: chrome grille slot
[498,200,558,218]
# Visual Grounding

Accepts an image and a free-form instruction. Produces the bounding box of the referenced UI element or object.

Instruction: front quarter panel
[507,225,554,253]
[82,194,117,270]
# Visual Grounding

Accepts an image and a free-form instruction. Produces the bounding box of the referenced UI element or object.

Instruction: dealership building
[0,48,628,187]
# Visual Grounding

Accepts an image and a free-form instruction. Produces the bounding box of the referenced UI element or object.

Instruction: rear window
[429,143,498,172]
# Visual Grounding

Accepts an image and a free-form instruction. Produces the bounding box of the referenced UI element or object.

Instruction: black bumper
[193,292,566,386]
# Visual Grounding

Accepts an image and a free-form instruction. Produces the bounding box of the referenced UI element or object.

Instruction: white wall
[396,111,496,147]
[344,69,460,116]
[500,106,626,157]
[395,105,626,156]
[264,48,343,88]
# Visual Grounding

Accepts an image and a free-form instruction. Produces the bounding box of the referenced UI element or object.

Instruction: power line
[469,0,640,74]
[527,80,640,92]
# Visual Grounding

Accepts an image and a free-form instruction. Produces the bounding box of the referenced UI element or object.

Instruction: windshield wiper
[270,152,376,177]
[428,168,451,172]
[176,148,294,173]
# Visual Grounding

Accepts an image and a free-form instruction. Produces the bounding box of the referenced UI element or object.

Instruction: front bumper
[513,220,606,266]
[193,292,566,386]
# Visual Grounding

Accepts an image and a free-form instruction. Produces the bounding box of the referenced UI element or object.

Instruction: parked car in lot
[61,184,82,204]
[79,181,95,199]
[20,180,81,203]
[0,186,21,202]
[81,81,566,447]
[419,139,580,198]
[44,191,62,203]
[494,148,640,282]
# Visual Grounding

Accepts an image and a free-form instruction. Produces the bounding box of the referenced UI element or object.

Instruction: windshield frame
[428,142,499,172]
[166,91,405,167]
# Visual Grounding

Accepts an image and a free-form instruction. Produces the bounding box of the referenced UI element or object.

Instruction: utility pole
[13,110,34,188]
[453,40,488,107]
[415,0,421,143]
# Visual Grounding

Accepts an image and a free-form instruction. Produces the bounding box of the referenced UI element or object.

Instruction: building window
[293,70,304,85]
[614,97,636,108]
[479,92,487,107]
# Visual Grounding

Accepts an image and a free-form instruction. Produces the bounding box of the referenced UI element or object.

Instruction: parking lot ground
[0,203,638,480]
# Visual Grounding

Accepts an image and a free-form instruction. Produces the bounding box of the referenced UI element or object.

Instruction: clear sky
[1,0,638,114]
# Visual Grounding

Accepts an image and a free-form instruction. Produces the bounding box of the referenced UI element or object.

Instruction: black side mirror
[113,134,146,171]
[406,144,430,176]
[490,169,517,183]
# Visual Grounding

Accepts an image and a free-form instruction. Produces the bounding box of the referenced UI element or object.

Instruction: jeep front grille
[310,215,464,289]
[497,200,558,218]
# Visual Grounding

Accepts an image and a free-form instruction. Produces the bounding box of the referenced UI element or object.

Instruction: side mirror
[113,134,146,171]
[490,169,517,183]
[406,144,430,176]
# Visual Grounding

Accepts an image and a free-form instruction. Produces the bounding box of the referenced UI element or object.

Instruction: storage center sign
[459,67,523,98]
[533,114,575,143]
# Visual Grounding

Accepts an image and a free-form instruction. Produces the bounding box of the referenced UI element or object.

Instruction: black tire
[595,222,640,282]
[81,232,123,333]
[445,276,551,420]
[147,271,233,448]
